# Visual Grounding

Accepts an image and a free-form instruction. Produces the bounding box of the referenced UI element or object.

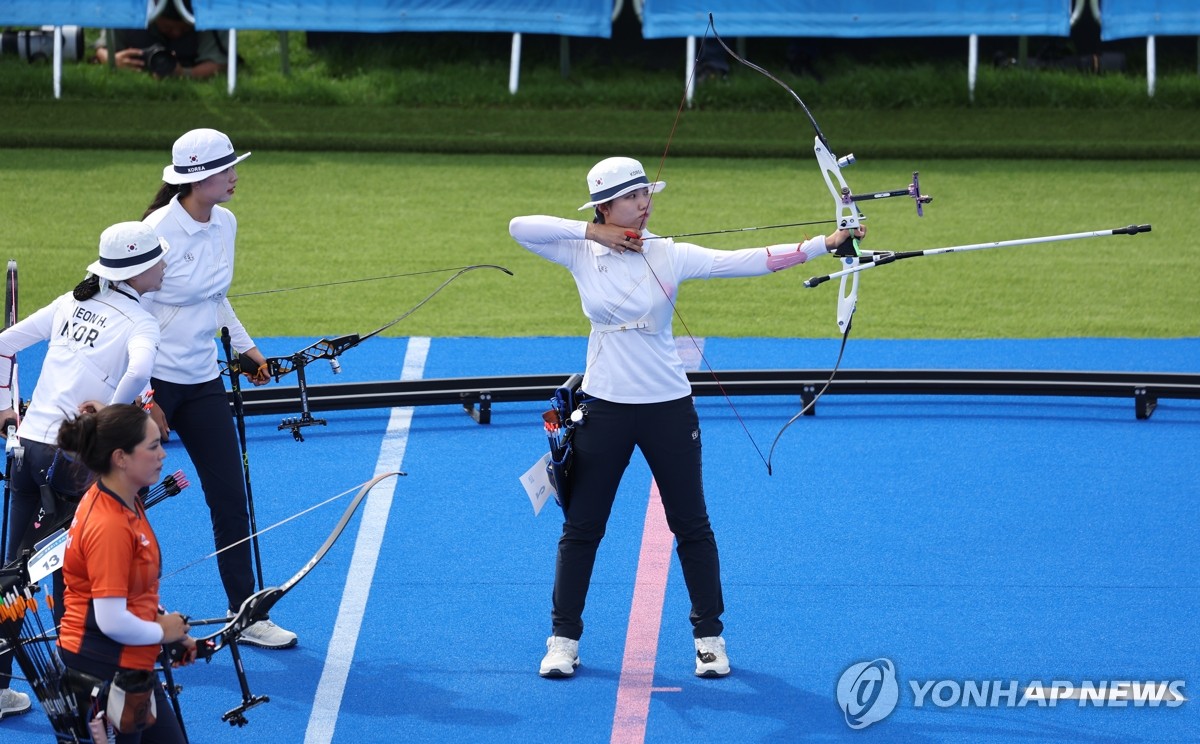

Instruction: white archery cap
[577,156,665,211]
[162,128,251,185]
[87,222,170,282]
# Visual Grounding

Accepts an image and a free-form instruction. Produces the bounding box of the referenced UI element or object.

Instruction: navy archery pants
[151,376,256,611]
[551,395,724,641]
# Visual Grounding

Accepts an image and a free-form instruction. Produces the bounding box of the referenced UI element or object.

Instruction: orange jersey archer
[57,481,163,671]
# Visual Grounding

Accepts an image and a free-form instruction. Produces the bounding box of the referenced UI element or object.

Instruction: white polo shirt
[0,285,159,445]
[509,215,827,404]
[143,196,255,384]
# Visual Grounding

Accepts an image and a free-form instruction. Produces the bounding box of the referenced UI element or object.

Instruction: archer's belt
[62,667,106,699]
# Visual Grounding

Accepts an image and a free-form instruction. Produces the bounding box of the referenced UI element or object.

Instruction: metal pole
[508,32,521,94]
[968,34,978,103]
[228,29,237,96]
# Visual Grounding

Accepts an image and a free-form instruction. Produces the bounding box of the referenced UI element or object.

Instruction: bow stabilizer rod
[805,224,1152,288]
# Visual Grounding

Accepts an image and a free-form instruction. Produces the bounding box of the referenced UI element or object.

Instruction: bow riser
[836,258,860,334]
[814,136,863,231]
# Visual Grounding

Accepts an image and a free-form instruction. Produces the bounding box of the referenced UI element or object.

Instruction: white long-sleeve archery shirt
[0,285,159,445]
[509,215,827,404]
[142,196,255,384]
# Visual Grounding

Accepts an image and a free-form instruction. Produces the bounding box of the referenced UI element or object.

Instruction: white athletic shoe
[0,688,32,720]
[236,617,298,649]
[539,636,580,678]
[694,636,730,677]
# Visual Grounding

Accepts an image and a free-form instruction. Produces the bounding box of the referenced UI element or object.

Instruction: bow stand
[221,264,513,441]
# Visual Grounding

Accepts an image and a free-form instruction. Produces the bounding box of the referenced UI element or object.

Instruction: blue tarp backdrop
[640,0,1072,39]
[10,0,1200,42]
[191,0,613,36]
[1101,0,1200,40]
[0,0,147,27]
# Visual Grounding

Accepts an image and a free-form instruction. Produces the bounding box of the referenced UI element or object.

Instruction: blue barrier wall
[0,0,147,27]
[191,0,613,36]
[641,0,1071,39]
[1101,0,1200,40]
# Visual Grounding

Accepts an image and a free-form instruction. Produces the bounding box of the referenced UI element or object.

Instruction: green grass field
[1,30,1195,341]
[0,148,1193,340]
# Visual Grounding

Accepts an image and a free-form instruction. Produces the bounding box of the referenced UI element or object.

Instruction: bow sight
[814,142,934,231]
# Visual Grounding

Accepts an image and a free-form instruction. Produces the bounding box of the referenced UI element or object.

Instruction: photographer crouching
[92,0,228,80]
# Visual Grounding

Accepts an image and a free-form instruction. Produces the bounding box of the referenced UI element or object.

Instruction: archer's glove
[245,363,271,385]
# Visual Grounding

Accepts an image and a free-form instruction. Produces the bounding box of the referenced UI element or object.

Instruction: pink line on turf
[611,338,703,744]
[611,480,676,744]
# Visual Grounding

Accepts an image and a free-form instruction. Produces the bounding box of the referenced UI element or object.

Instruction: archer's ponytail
[143,183,191,219]
[73,275,101,301]
[57,404,149,475]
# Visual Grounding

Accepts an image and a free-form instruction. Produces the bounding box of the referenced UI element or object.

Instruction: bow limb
[226,264,514,382]
[229,264,507,299]
[705,15,864,473]
[764,303,853,476]
[836,257,860,336]
[354,263,513,346]
[708,14,863,232]
[182,471,402,660]
[707,15,826,141]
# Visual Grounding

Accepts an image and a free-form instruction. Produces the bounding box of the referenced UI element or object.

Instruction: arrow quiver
[543,374,584,515]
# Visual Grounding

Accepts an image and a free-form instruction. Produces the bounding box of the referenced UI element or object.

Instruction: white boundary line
[304,337,430,744]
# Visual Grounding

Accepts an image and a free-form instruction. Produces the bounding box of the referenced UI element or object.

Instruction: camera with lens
[140,44,178,76]
[0,26,84,63]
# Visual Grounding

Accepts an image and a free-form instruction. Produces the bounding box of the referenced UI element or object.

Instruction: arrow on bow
[225,263,513,440]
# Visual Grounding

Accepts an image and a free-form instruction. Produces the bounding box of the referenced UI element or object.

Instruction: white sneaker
[0,688,32,720]
[694,636,730,677]
[539,636,580,678]
[236,618,298,649]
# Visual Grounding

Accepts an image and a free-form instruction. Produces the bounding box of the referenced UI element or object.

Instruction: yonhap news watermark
[836,658,1187,730]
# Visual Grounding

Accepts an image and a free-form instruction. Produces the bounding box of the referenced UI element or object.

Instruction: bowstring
[229,265,486,298]
[159,479,368,583]
[764,324,852,475]
[706,14,866,474]
[639,25,771,471]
